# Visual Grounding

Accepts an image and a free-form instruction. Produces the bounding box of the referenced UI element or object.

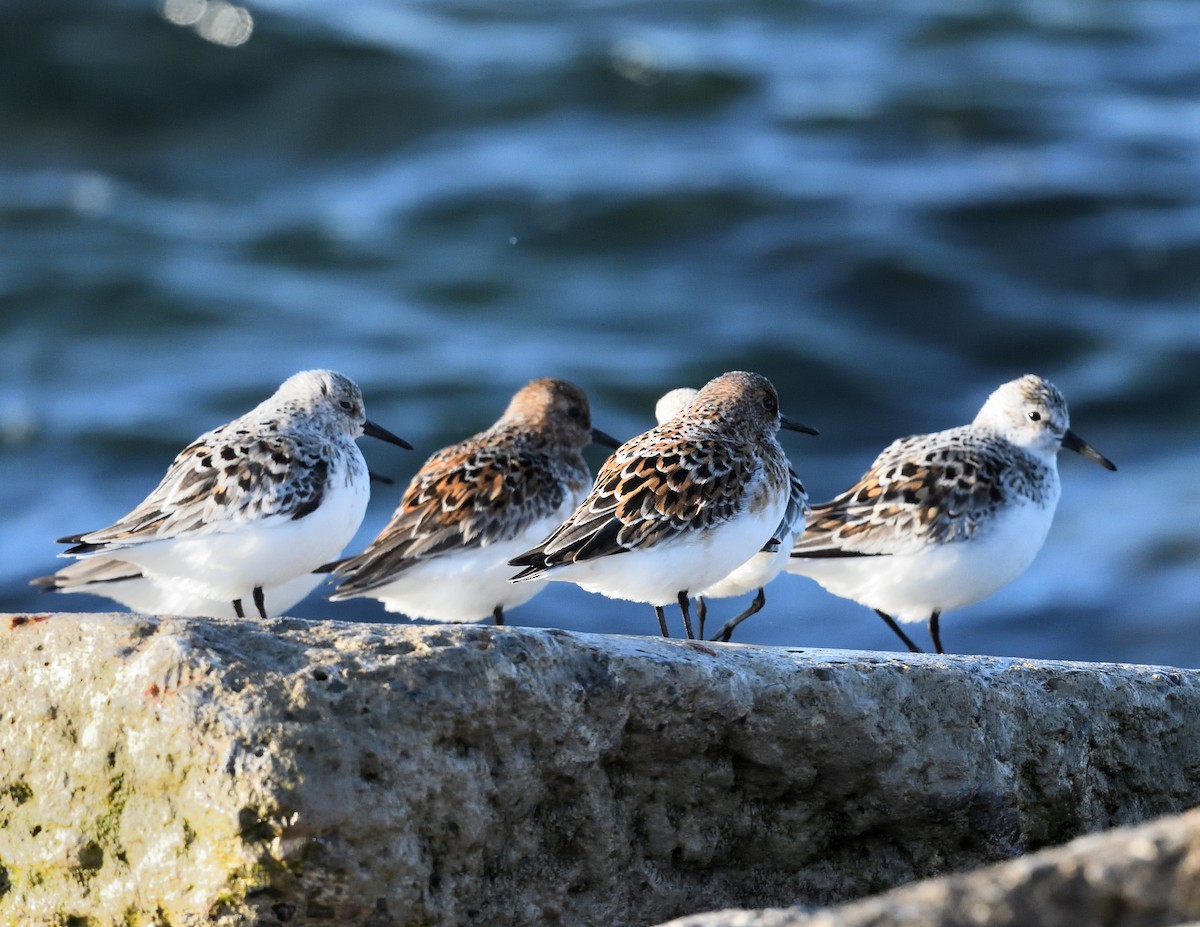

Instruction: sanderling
[653,387,810,642]
[55,369,410,619]
[30,557,322,618]
[322,378,620,625]
[510,371,817,639]
[787,374,1116,654]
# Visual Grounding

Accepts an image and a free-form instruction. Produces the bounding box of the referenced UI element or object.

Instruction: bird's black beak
[363,420,413,450]
[780,414,820,437]
[368,470,395,485]
[590,427,623,450]
[1062,429,1116,471]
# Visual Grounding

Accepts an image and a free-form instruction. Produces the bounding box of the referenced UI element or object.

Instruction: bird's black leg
[929,610,944,654]
[253,585,267,620]
[713,587,767,643]
[874,609,924,653]
[654,605,671,638]
[233,599,246,618]
[677,591,695,640]
[492,605,505,627]
[696,597,708,641]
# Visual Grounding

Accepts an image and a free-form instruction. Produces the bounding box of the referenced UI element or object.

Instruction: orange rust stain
[145,683,162,698]
[7,614,51,630]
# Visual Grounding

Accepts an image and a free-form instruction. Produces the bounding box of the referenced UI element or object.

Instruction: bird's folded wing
[59,428,330,551]
[329,444,578,595]
[792,435,1006,557]
[513,438,751,573]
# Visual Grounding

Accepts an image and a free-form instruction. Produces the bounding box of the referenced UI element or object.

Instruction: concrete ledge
[1,614,1199,926]
[659,806,1200,927]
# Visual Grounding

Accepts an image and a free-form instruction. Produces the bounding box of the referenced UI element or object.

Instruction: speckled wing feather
[30,557,144,590]
[329,440,585,596]
[791,429,1011,557]
[511,436,753,575]
[59,426,332,552]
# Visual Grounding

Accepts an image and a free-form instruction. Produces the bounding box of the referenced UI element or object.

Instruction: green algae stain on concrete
[94,772,128,845]
[0,781,38,908]
[2,781,33,807]
[0,780,34,831]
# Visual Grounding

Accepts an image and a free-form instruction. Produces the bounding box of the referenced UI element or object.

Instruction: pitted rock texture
[658,806,1200,927]
[1,613,1199,926]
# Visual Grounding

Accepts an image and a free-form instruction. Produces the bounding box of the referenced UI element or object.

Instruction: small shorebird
[653,387,810,642]
[787,374,1116,654]
[323,378,620,625]
[55,369,410,619]
[510,371,817,639]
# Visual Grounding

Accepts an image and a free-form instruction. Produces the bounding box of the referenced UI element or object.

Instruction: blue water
[2,0,1198,665]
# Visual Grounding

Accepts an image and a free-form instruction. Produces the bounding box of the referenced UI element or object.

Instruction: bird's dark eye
[340,400,354,411]
[762,393,778,414]
[1028,410,1042,422]
[567,404,583,420]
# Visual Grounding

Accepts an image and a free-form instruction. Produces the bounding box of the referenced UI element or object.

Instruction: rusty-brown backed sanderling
[324,377,620,625]
[511,371,817,639]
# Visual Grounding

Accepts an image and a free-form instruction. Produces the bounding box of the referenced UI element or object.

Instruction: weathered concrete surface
[658,806,1200,927]
[1,613,1200,927]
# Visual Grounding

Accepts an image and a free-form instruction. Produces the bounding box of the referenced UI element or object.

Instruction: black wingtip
[790,548,883,560]
[313,559,345,575]
[62,542,106,556]
[507,548,548,582]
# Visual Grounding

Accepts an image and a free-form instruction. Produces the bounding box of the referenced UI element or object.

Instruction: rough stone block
[659,806,1200,927]
[1,613,1199,926]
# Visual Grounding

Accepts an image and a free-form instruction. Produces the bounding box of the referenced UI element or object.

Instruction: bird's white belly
[94,474,368,604]
[698,515,802,600]
[366,514,576,623]
[544,498,786,607]
[789,500,1053,622]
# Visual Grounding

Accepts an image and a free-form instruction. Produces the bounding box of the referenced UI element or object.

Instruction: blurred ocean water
[1,0,1197,664]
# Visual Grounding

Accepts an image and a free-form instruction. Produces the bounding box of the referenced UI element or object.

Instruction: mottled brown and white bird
[788,374,1116,654]
[511,371,817,639]
[323,377,619,625]
[653,386,810,642]
[55,369,410,619]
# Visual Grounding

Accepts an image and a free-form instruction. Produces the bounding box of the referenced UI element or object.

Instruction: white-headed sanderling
[787,374,1116,654]
[30,557,322,618]
[323,377,620,625]
[56,369,410,619]
[510,371,817,639]
[653,387,810,642]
